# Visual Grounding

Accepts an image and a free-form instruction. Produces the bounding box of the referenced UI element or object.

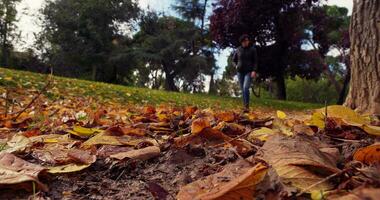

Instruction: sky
[15,0,353,76]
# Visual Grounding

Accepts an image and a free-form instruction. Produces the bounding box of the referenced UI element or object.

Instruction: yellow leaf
[315,105,368,125]
[277,110,287,119]
[311,190,324,200]
[248,127,276,142]
[30,134,72,144]
[363,125,380,136]
[81,132,123,148]
[68,126,102,137]
[47,163,91,174]
[308,112,325,129]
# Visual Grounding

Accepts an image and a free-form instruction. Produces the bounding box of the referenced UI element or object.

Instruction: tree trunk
[337,67,350,105]
[275,73,286,100]
[344,0,380,114]
[1,21,8,67]
[92,65,98,81]
[163,63,178,91]
[208,71,216,94]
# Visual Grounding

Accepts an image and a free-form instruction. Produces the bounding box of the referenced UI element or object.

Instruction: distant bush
[286,76,339,104]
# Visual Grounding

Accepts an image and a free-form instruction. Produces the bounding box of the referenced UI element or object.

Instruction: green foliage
[0,0,21,66]
[133,12,215,92]
[286,76,339,104]
[173,0,204,22]
[38,0,139,82]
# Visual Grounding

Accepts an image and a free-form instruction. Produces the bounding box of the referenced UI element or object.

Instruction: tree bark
[1,20,8,67]
[344,0,380,114]
[275,73,287,100]
[163,63,178,91]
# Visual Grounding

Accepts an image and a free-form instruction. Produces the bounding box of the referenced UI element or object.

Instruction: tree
[307,5,351,104]
[134,12,214,92]
[173,0,217,93]
[345,0,380,114]
[0,0,20,67]
[39,0,139,82]
[210,0,323,100]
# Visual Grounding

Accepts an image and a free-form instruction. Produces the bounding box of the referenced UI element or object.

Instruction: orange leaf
[215,111,235,122]
[177,160,268,200]
[191,118,211,134]
[353,144,380,165]
[143,106,156,114]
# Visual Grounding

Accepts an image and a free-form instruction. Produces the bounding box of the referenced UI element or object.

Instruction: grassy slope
[0,68,322,111]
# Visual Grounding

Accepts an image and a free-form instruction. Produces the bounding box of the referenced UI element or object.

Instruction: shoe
[243,105,250,113]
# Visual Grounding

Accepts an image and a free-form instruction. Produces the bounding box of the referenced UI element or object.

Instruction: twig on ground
[12,78,52,121]
[296,168,350,197]
[211,128,258,149]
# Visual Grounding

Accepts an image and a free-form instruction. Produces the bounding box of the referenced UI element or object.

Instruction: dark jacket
[232,46,258,74]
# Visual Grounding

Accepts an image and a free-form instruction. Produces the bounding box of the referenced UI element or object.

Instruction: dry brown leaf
[292,124,315,136]
[107,126,146,136]
[331,187,380,200]
[215,111,235,122]
[3,134,31,153]
[260,135,340,192]
[0,152,48,191]
[215,122,246,137]
[191,118,211,134]
[110,146,160,161]
[68,149,96,165]
[353,144,380,165]
[177,160,268,200]
[143,105,156,114]
[81,132,123,148]
[175,127,252,155]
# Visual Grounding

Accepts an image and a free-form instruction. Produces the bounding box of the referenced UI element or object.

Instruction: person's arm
[250,47,258,78]
[252,47,258,72]
[232,49,238,67]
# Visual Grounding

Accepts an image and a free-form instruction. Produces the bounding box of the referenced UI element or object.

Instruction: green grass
[0,68,323,111]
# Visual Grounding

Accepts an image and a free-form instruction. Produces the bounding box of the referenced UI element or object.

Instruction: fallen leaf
[215,111,235,122]
[308,106,377,137]
[68,149,96,165]
[3,134,31,153]
[277,110,287,119]
[353,144,380,165]
[191,118,211,134]
[146,182,169,200]
[248,127,276,142]
[107,126,146,136]
[292,124,315,136]
[143,105,156,114]
[177,160,268,200]
[47,163,91,174]
[260,135,340,192]
[110,146,160,161]
[215,122,246,137]
[67,126,103,138]
[363,125,380,136]
[81,132,123,148]
[0,153,48,191]
[331,187,380,200]
[176,127,253,156]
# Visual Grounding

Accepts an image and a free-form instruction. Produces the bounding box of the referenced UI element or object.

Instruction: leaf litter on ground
[1,74,380,199]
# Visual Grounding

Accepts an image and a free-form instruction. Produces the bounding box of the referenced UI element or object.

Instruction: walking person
[232,34,258,112]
